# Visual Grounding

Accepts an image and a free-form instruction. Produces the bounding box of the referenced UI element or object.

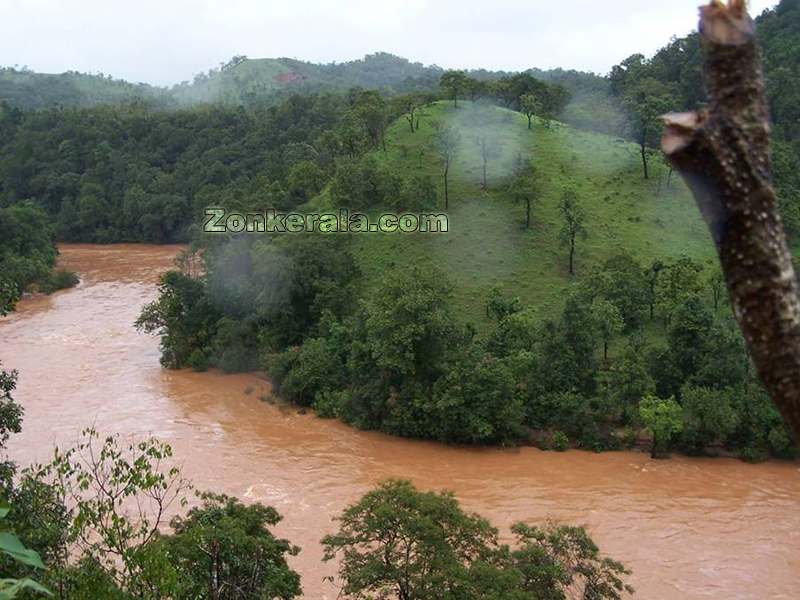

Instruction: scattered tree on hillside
[403,96,423,133]
[519,93,542,130]
[476,134,502,189]
[622,77,676,179]
[592,298,624,361]
[558,190,587,276]
[432,121,461,209]
[352,90,388,151]
[654,257,703,325]
[440,70,469,108]
[644,260,665,320]
[706,262,726,311]
[508,161,539,229]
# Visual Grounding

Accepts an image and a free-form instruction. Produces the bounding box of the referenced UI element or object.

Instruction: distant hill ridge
[0,52,602,110]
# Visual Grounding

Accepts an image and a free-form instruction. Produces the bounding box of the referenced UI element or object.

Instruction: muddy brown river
[2,244,799,599]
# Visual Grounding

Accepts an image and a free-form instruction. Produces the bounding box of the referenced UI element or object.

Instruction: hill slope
[335,101,714,325]
[0,68,168,109]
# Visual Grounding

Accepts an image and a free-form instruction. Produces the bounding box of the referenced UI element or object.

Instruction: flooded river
[1,244,799,598]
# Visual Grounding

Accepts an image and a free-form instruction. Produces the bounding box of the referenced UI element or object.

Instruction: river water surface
[1,244,799,599]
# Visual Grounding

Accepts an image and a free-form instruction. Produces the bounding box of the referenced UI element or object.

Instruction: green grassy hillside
[333,101,715,325]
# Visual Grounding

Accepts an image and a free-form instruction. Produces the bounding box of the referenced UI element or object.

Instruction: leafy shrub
[37,270,79,294]
[551,431,569,452]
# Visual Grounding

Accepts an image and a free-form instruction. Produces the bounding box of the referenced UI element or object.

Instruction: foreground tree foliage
[5,426,301,599]
[162,494,301,599]
[322,480,633,600]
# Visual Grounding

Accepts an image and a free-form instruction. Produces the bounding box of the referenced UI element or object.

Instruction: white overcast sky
[0,0,780,86]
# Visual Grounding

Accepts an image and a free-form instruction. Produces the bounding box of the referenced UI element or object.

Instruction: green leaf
[0,577,53,598]
[0,533,46,569]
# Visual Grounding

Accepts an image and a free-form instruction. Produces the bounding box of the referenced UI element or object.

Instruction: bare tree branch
[661,0,800,438]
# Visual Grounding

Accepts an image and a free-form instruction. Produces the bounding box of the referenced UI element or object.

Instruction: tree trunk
[210,541,221,600]
[526,198,531,229]
[604,340,609,361]
[527,115,532,130]
[482,158,487,189]
[640,139,649,180]
[568,239,575,276]
[443,163,449,210]
[662,0,800,439]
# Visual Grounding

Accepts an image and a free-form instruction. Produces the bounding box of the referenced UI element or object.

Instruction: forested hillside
[0,67,168,110]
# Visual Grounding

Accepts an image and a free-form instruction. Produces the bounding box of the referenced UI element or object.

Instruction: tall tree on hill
[401,95,423,133]
[558,190,587,276]
[519,93,542,130]
[622,77,676,179]
[440,70,468,108]
[432,121,461,209]
[353,90,388,151]
[508,161,539,229]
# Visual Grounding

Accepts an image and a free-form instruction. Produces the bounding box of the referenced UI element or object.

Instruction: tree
[592,298,623,361]
[586,254,650,329]
[706,262,725,311]
[431,349,525,444]
[507,164,538,229]
[24,429,192,595]
[0,280,19,316]
[510,523,633,600]
[662,0,800,438]
[398,174,438,212]
[353,90,389,151]
[654,257,703,325]
[432,122,460,209]
[558,190,587,276]
[680,385,740,455]
[162,493,301,600]
[362,266,457,384]
[622,77,675,179]
[322,480,633,600]
[476,135,502,189]
[440,70,469,108]
[401,95,424,133]
[644,260,664,321]
[519,93,542,130]
[600,335,655,409]
[321,480,500,600]
[639,394,683,458]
